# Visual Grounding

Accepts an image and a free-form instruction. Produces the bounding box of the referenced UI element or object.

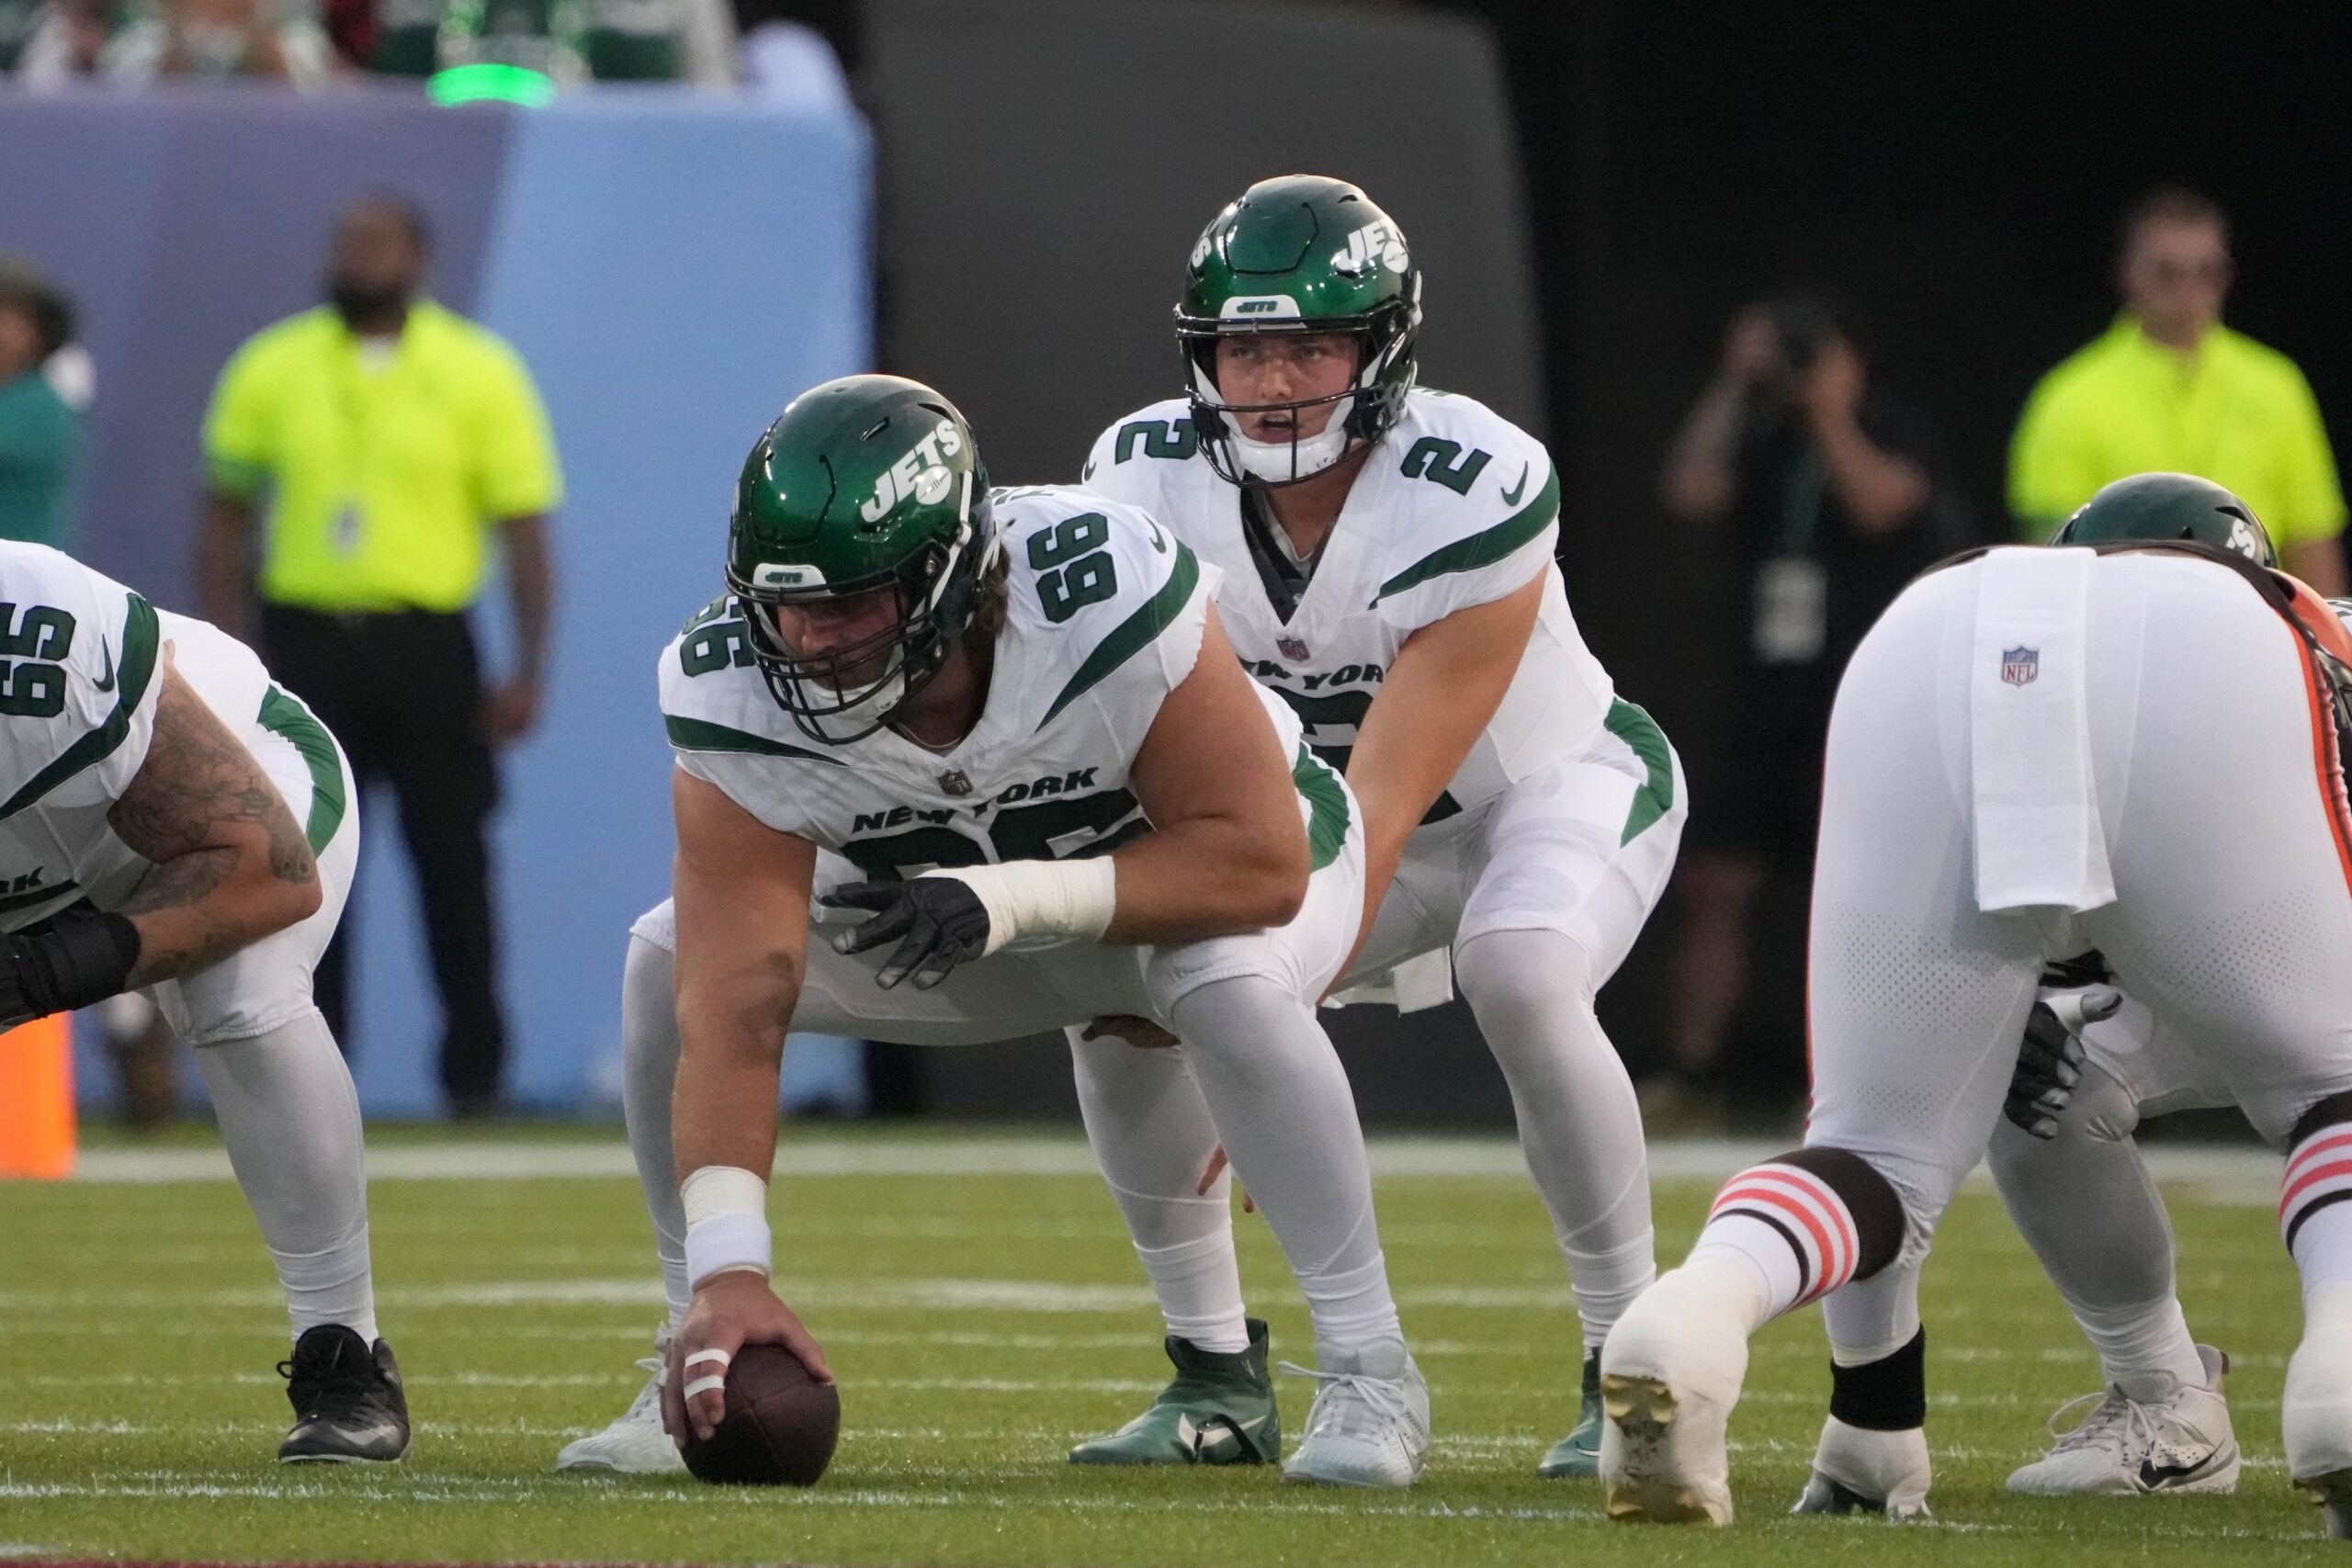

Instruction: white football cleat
[554,1324,687,1474]
[2289,1284,2352,1536]
[1599,1259,1758,1526]
[1793,1416,1931,1517]
[2008,1344,2236,1496]
[1279,1339,1430,1487]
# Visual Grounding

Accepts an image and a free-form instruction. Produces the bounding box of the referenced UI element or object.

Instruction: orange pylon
[0,1013,74,1179]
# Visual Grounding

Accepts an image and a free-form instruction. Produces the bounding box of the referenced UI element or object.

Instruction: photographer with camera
[1656,293,1966,1115]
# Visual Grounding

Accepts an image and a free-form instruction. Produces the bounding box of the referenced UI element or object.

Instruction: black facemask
[327,278,410,331]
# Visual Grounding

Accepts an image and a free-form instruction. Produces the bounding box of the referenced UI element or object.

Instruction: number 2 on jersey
[1027,513,1118,625]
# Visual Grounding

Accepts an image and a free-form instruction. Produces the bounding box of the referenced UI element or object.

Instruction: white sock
[2077,1296,2207,1392]
[1069,1027,1250,1353]
[1457,930,1657,1351]
[1692,1159,1874,1326]
[1160,975,1402,1352]
[193,1010,378,1344]
[621,931,692,1331]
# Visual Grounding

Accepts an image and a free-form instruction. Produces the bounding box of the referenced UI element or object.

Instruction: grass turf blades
[0,1130,2324,1565]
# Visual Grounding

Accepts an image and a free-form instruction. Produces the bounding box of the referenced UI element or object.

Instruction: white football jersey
[1082,388,1612,825]
[0,542,287,931]
[660,486,1323,878]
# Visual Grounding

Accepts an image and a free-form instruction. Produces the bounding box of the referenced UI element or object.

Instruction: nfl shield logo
[2001,647,2040,686]
[938,769,973,796]
[1277,636,1311,662]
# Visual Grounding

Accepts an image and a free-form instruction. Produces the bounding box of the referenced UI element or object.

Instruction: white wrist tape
[682,1166,771,1288]
[921,857,1116,957]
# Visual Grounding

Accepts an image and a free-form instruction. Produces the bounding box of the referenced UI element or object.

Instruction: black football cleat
[277,1325,411,1462]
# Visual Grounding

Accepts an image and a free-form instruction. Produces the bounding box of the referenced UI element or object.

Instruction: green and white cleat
[1069,1317,1281,1466]
[1536,1349,1604,1477]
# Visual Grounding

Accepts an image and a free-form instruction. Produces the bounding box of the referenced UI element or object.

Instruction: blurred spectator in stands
[17,0,334,85]
[1657,294,1967,1117]
[197,195,561,1119]
[2010,187,2346,592]
[0,255,80,551]
[368,0,734,85]
[9,0,120,82]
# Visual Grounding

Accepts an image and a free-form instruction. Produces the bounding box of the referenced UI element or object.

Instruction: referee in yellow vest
[197,195,561,1118]
[2009,186,2346,593]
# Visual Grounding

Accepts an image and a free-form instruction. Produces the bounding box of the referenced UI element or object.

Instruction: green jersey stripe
[1603,697,1674,846]
[0,878,79,915]
[665,713,843,764]
[0,592,161,822]
[1040,542,1202,729]
[257,685,348,853]
[1292,744,1351,873]
[1370,462,1561,605]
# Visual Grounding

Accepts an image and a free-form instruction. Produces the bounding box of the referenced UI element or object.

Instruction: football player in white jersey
[560,375,1430,1487]
[1597,476,2352,1538]
[1066,175,1682,1476]
[0,541,403,1461]
[1980,478,2345,1500]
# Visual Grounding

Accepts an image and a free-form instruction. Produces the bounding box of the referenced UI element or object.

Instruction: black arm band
[7,907,142,1015]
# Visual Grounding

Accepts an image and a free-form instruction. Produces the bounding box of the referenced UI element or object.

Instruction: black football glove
[820,877,992,991]
[2002,987,2121,1139]
[0,904,142,1028]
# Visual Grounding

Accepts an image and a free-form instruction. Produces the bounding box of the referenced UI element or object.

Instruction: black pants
[259,604,506,1110]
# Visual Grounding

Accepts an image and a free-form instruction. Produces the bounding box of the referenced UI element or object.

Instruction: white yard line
[62,1133,2287,1205]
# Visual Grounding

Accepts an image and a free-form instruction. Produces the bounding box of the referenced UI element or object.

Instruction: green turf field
[0,1131,2324,1565]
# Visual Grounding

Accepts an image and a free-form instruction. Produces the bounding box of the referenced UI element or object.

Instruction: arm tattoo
[107,664,317,983]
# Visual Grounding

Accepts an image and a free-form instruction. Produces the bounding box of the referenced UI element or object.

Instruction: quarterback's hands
[2003,986,2122,1139]
[663,1270,833,1445]
[821,877,991,990]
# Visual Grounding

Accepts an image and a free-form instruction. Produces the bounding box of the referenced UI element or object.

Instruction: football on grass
[680,1344,841,1486]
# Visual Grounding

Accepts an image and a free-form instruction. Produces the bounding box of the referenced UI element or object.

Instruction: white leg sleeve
[1454,928,1655,1352]
[192,1009,377,1344]
[1158,972,1400,1354]
[1986,1062,2204,1387]
[1068,1025,1250,1353]
[621,929,692,1329]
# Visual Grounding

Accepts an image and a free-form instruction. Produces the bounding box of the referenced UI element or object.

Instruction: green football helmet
[1176,175,1422,487]
[2052,472,2277,568]
[726,374,996,743]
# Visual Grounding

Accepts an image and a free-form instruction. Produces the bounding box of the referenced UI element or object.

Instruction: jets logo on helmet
[1176,174,1423,489]
[725,375,998,745]
[860,417,967,523]
[1331,220,1408,277]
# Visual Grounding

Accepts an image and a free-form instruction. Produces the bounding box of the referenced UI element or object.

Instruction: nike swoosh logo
[1148,521,1170,553]
[94,640,116,694]
[1500,462,1531,506]
[2138,1450,2230,1490]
